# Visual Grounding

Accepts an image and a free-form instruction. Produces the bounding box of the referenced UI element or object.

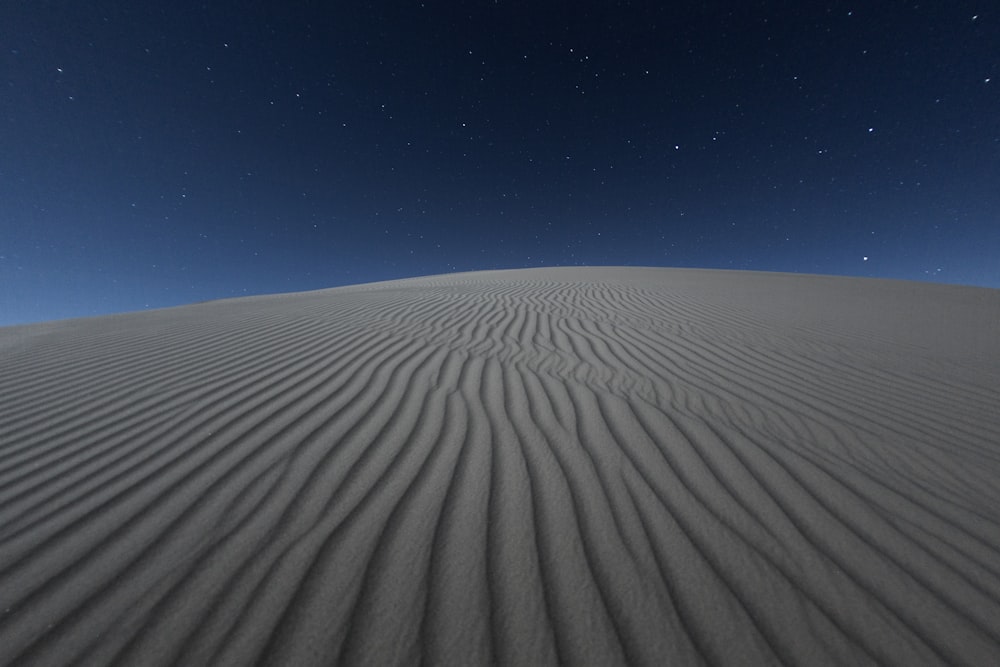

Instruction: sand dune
[1,267,999,666]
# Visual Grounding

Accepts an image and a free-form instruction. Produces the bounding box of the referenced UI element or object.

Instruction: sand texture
[1,267,999,666]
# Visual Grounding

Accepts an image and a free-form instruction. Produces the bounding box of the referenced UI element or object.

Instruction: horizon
[4,263,998,329]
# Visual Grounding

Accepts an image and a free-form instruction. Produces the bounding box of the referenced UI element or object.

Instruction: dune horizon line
[6,264,999,330]
[1,266,999,665]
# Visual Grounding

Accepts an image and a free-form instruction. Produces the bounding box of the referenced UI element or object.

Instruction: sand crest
[1,267,999,666]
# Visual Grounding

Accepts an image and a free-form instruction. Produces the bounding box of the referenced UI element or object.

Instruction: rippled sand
[2,267,999,666]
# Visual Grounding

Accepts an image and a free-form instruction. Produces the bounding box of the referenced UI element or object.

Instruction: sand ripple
[1,268,999,666]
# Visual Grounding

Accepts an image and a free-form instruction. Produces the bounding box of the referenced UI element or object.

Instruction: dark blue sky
[2,1,998,325]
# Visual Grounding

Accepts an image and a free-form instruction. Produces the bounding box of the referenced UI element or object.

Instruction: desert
[1,267,999,666]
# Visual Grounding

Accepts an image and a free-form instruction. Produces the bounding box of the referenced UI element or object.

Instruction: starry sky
[2,1,998,325]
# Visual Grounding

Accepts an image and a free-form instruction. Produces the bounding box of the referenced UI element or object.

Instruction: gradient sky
[2,1,998,325]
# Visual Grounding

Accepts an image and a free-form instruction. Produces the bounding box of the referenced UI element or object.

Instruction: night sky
[2,2,998,326]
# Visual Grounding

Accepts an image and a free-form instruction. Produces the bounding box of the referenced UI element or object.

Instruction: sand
[1,267,999,666]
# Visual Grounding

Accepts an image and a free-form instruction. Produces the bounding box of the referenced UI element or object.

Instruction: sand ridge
[1,267,999,665]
